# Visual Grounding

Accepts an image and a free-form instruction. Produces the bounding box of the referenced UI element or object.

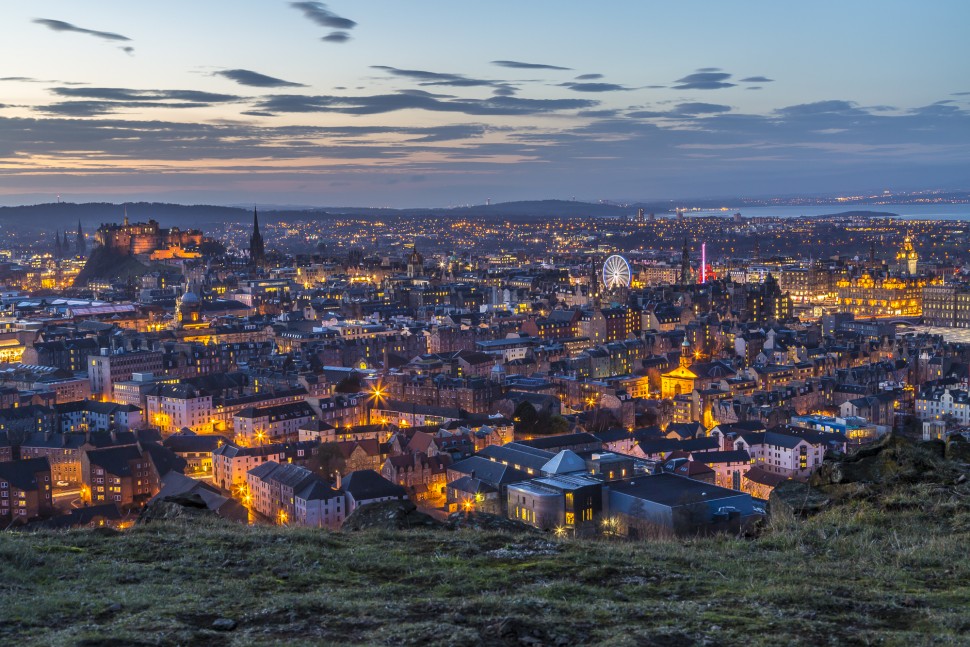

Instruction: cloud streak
[290,2,356,42]
[672,71,736,90]
[491,60,571,71]
[559,82,630,93]
[253,92,597,116]
[33,18,131,42]
[215,69,306,88]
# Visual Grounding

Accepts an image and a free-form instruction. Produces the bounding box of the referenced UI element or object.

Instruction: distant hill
[0,202,253,233]
[0,199,639,232]
[0,201,925,234]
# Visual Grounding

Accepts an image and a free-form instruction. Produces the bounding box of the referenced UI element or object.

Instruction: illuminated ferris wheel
[602,254,632,290]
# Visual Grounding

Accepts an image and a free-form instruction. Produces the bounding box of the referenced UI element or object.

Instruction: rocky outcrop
[768,480,832,518]
[809,433,957,487]
[137,493,216,525]
[341,500,442,531]
[772,433,970,519]
[446,510,538,533]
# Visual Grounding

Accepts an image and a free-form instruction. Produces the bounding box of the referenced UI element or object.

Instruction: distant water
[683,203,970,221]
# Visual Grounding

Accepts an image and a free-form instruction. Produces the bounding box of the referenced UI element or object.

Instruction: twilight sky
[2,0,969,207]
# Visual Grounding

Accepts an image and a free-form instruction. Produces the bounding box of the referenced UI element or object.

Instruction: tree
[307,442,347,479]
[199,240,226,258]
[513,401,538,437]
[335,373,363,393]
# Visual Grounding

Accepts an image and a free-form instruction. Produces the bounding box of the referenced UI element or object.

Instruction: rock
[341,500,443,531]
[211,618,237,632]
[136,493,214,525]
[810,434,953,487]
[769,480,831,518]
[105,602,122,614]
[447,510,538,533]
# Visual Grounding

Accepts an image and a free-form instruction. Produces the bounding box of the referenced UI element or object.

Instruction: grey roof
[86,445,143,476]
[342,469,407,501]
[296,478,343,502]
[692,450,751,464]
[447,455,529,486]
[540,450,587,475]
[679,437,720,453]
[448,476,497,496]
[477,443,554,473]
[610,473,748,507]
[0,457,50,490]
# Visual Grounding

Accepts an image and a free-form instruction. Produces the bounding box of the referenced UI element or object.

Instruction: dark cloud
[740,76,773,83]
[559,82,630,93]
[33,18,131,42]
[746,86,763,91]
[215,69,306,88]
[38,87,243,116]
[52,87,240,103]
[672,72,735,90]
[241,111,276,117]
[40,100,212,117]
[289,2,356,29]
[120,46,134,55]
[321,31,351,43]
[492,85,517,97]
[254,92,596,116]
[696,67,721,72]
[491,60,571,71]
[575,74,603,80]
[952,91,970,96]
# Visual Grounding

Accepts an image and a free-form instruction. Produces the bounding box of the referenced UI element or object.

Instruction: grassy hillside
[2,473,969,647]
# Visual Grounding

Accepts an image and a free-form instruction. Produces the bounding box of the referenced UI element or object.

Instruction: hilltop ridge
[2,435,969,646]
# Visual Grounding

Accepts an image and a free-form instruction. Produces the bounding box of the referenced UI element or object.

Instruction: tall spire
[76,219,86,255]
[249,205,266,269]
[54,230,62,259]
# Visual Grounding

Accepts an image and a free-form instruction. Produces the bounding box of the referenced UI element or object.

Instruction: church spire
[249,205,266,268]
[76,220,86,255]
[54,230,62,259]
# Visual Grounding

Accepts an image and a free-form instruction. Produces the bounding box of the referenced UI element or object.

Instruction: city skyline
[2,1,969,206]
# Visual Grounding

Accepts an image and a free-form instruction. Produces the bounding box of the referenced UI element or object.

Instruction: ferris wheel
[602,254,632,289]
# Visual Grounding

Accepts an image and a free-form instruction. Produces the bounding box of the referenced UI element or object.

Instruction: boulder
[447,510,538,533]
[810,434,951,486]
[137,493,215,525]
[769,480,831,518]
[341,500,443,531]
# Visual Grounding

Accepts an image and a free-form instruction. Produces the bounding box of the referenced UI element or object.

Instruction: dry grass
[2,479,970,647]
